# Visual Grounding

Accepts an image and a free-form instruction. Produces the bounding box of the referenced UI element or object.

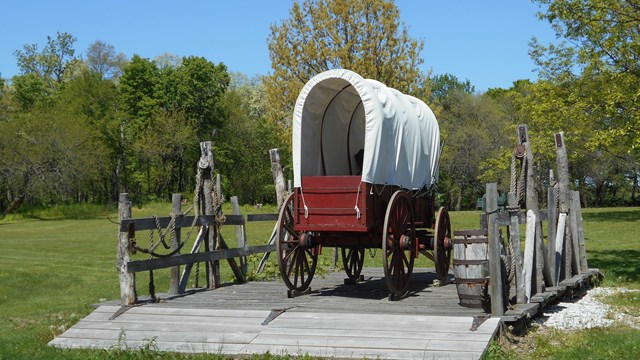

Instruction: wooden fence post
[200,141,220,288]
[519,125,551,293]
[117,193,137,305]
[555,132,573,283]
[486,183,504,316]
[571,190,588,271]
[547,170,558,284]
[231,196,248,275]
[569,191,583,273]
[257,148,287,272]
[270,148,287,208]
[507,192,525,304]
[523,210,536,302]
[169,194,181,295]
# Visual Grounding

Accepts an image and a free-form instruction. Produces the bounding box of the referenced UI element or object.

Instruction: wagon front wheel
[276,193,318,293]
[434,207,452,282]
[341,247,365,280]
[382,190,416,297]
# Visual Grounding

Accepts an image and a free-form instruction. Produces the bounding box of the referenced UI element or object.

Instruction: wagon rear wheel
[276,193,318,292]
[382,190,416,297]
[341,247,365,280]
[434,207,452,282]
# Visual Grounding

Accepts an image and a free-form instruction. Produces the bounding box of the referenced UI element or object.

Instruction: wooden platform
[49,268,501,359]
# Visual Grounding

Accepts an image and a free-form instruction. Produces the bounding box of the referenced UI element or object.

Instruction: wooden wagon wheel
[434,207,452,282]
[276,193,318,292]
[341,247,365,280]
[382,190,416,297]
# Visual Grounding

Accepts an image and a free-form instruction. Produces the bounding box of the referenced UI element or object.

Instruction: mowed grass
[0,205,638,359]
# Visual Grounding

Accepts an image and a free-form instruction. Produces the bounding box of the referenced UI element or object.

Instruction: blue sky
[0,0,556,91]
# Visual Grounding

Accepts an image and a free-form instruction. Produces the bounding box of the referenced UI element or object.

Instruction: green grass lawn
[0,205,638,359]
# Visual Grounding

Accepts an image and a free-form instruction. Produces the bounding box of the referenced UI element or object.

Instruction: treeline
[1,0,639,216]
[0,33,283,215]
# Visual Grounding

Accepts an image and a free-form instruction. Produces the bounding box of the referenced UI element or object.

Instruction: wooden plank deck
[49,268,501,359]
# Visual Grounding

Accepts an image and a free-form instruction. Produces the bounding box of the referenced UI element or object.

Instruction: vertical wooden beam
[257,149,287,272]
[554,213,567,285]
[523,210,536,302]
[572,190,588,271]
[507,192,525,304]
[117,193,137,305]
[200,141,219,289]
[555,132,573,281]
[569,191,582,275]
[519,125,550,292]
[270,148,287,209]
[231,196,248,275]
[555,132,571,213]
[169,194,181,295]
[547,173,558,284]
[486,183,504,316]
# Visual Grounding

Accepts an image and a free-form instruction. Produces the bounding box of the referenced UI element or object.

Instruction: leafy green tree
[217,73,284,204]
[0,105,103,214]
[437,91,511,210]
[14,32,78,86]
[531,0,640,164]
[119,55,160,122]
[265,0,427,142]
[164,56,230,138]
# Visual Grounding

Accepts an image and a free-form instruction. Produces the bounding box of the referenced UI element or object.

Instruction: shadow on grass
[583,209,640,223]
[588,249,640,284]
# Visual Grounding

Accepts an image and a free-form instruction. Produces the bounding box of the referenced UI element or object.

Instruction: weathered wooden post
[486,183,504,315]
[257,148,287,272]
[518,125,551,293]
[507,192,525,304]
[554,132,573,284]
[200,141,220,288]
[569,191,585,273]
[523,209,536,302]
[571,190,588,271]
[270,148,287,208]
[231,196,248,275]
[117,193,137,305]
[547,170,558,284]
[169,194,182,295]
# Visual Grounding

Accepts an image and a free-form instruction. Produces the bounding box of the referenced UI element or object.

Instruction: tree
[216,73,284,204]
[0,105,103,214]
[531,0,640,164]
[85,40,127,80]
[264,0,427,141]
[14,32,78,85]
[437,90,511,210]
[164,56,230,138]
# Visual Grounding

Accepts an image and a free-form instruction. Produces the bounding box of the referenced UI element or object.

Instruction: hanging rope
[148,227,156,301]
[509,146,528,206]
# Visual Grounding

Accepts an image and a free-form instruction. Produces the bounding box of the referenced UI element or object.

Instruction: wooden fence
[116,141,286,306]
[479,125,599,319]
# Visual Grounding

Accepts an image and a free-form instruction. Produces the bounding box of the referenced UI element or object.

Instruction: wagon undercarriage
[275,177,452,299]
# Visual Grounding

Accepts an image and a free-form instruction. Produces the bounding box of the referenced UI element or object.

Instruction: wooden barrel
[453,229,489,309]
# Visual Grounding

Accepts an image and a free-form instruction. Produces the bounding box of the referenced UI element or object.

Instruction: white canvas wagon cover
[293,69,440,190]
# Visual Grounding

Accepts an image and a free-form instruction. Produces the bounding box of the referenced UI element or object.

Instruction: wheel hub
[298,232,315,247]
[399,234,413,251]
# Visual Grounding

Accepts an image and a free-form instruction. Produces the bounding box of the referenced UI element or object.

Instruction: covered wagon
[276,69,451,298]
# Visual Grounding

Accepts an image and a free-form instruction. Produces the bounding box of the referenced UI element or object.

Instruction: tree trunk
[455,185,463,211]
[4,194,26,215]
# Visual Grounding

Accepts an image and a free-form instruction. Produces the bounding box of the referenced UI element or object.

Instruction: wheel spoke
[282,223,298,239]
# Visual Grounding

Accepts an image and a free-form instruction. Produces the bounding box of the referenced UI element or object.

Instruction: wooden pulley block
[514,144,526,159]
